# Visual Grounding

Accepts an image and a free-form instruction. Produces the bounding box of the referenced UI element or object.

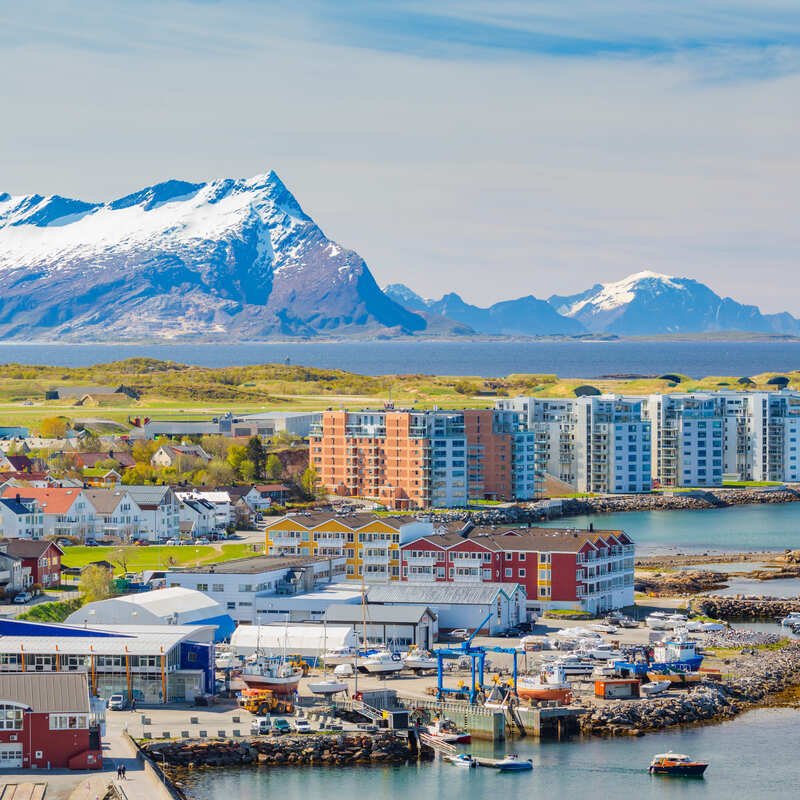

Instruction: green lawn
[61,543,262,575]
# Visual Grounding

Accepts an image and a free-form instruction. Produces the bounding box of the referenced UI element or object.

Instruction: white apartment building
[646,394,725,487]
[0,496,44,540]
[176,490,232,530]
[126,486,181,541]
[84,488,143,541]
[0,487,93,539]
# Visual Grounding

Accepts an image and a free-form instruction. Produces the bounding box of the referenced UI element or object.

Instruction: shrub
[574,384,601,397]
[767,376,790,388]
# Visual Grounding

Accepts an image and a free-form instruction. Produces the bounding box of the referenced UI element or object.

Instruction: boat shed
[230,623,358,659]
[366,582,526,635]
[64,587,236,642]
[323,603,438,649]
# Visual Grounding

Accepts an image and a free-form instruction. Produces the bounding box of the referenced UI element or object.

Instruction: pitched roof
[266,513,412,531]
[76,451,136,468]
[0,497,35,516]
[253,484,291,493]
[2,455,32,470]
[126,485,173,506]
[1,486,82,514]
[0,672,91,713]
[170,554,331,575]
[4,540,62,559]
[83,488,130,514]
[324,603,435,624]
[367,582,522,605]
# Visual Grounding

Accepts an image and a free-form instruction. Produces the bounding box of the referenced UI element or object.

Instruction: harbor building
[309,408,543,510]
[399,526,634,615]
[167,554,347,623]
[263,513,433,582]
[0,672,102,770]
[323,603,438,649]
[0,619,215,703]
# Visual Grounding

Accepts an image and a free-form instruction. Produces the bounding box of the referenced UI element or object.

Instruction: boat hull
[517,684,572,702]
[649,764,708,777]
[307,681,349,695]
[241,674,301,695]
[646,671,702,685]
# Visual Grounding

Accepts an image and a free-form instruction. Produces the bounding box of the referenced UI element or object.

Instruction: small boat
[585,643,623,661]
[552,655,596,677]
[647,669,703,686]
[215,647,238,670]
[447,753,477,768]
[323,646,359,665]
[591,623,617,634]
[495,754,533,772]
[517,665,572,703]
[649,752,708,777]
[698,622,725,633]
[780,612,800,627]
[645,612,671,630]
[616,615,639,629]
[359,649,404,674]
[241,657,303,694]
[641,680,671,696]
[333,663,355,677]
[426,718,471,744]
[307,678,349,696]
[402,647,439,671]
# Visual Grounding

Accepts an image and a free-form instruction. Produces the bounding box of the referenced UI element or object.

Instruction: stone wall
[691,596,800,621]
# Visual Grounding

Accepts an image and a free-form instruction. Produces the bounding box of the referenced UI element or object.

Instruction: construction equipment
[238,688,294,716]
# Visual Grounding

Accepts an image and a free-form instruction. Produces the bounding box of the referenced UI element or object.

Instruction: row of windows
[50,713,90,730]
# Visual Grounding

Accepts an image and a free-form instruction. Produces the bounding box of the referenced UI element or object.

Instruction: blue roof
[0,497,32,515]
[0,618,133,639]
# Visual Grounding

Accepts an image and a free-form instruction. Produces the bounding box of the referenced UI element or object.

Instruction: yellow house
[263,513,432,582]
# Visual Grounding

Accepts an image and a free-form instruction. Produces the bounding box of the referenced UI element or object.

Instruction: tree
[205,458,237,485]
[239,459,258,482]
[265,453,283,481]
[80,565,114,602]
[39,416,68,438]
[300,466,319,499]
[78,432,101,452]
[246,436,267,479]
[200,435,232,460]
[132,439,159,463]
[226,445,248,472]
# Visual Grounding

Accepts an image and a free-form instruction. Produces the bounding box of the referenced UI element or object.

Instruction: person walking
[116,764,122,779]
[121,764,127,779]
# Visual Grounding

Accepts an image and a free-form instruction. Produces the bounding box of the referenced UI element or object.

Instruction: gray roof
[367,582,522,606]
[324,603,435,624]
[0,672,91,712]
[126,486,173,506]
[170,554,333,575]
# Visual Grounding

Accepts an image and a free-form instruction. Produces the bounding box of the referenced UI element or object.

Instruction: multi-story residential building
[125,486,181,541]
[646,394,726,487]
[178,497,217,537]
[309,408,542,509]
[83,489,143,541]
[1,487,93,539]
[175,490,232,531]
[400,525,635,614]
[0,495,45,540]
[3,540,63,588]
[264,513,434,582]
[0,548,25,593]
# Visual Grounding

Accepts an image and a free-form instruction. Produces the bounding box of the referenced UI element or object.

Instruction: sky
[1,1,799,312]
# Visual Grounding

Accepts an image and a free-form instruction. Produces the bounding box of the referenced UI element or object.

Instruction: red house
[0,672,102,770]
[4,540,63,588]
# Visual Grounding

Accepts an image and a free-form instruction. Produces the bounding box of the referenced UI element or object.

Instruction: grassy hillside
[0,358,798,432]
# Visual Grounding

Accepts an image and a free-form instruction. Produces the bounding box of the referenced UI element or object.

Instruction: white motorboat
[683,620,704,632]
[494,754,533,772]
[585,643,622,661]
[591,623,618,634]
[359,650,404,674]
[641,680,671,696]
[402,648,439,671]
[333,663,355,677]
[666,614,689,629]
[307,678,349,696]
[323,646,359,665]
[645,612,671,630]
[214,647,238,670]
[447,753,477,768]
[780,612,800,627]
[427,718,471,743]
[552,655,596,677]
[698,622,725,633]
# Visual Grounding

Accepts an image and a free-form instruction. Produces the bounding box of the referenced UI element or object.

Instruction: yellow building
[263,513,434,582]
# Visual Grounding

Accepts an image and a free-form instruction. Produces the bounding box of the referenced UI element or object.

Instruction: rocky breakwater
[580,642,800,736]
[141,732,425,774]
[635,570,729,596]
[691,596,800,621]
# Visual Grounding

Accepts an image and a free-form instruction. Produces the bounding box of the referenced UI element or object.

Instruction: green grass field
[61,543,263,575]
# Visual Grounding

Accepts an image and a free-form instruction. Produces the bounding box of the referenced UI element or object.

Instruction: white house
[175,490,231,531]
[83,488,143,541]
[0,496,44,540]
[0,487,91,539]
[179,496,217,537]
[125,486,181,541]
[151,445,212,469]
[0,549,25,593]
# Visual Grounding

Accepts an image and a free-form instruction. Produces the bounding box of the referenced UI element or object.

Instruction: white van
[250,716,272,735]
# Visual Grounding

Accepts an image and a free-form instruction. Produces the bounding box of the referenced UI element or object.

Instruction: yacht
[359,650,404,674]
[402,648,439,671]
[214,647,238,670]
[648,753,708,777]
[307,678,349,696]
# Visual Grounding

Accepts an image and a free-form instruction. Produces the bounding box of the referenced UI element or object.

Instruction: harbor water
[541,503,800,555]
[181,706,799,799]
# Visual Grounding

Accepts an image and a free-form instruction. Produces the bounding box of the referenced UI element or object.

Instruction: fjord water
[542,503,800,555]
[2,340,800,377]
[181,707,797,800]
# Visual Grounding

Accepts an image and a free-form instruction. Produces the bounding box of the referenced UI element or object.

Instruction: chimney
[15,493,21,502]
[589,522,594,532]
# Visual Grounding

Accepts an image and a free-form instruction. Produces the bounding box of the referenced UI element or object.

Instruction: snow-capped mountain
[384,284,584,336]
[0,173,425,340]
[549,271,800,335]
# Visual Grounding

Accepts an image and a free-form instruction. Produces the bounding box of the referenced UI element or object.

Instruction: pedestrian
[116,765,122,779]
[121,764,127,779]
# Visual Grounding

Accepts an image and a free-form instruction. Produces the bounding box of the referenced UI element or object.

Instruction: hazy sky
[2,1,799,311]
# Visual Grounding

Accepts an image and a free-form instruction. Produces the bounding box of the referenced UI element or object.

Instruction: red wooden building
[400,526,634,614]
[4,540,63,588]
[0,672,102,770]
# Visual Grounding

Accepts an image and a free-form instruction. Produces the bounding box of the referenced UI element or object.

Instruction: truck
[238,688,294,716]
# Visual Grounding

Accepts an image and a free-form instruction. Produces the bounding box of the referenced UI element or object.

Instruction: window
[518,568,526,578]
[504,568,512,577]
[505,552,513,561]
[196,583,208,592]
[0,704,23,730]
[238,584,253,592]
[50,714,89,730]
[212,583,224,592]
[519,553,526,561]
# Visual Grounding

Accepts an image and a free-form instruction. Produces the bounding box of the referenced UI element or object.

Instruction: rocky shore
[141,731,426,775]
[580,642,800,736]
[691,596,800,621]
[634,570,729,595]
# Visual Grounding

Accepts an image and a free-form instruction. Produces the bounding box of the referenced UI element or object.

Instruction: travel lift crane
[435,613,524,704]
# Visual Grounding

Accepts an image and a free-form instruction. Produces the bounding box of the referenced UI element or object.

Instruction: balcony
[314,534,346,546]
[270,535,302,547]
[405,555,437,565]
[406,568,435,582]
[452,570,483,583]
[362,553,389,565]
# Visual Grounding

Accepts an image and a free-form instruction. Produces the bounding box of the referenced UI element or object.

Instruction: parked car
[194,538,211,545]
[12,592,32,604]
[165,538,180,546]
[294,718,313,733]
[107,694,127,711]
[85,539,98,547]
[272,718,291,735]
[250,716,271,735]
[449,628,469,640]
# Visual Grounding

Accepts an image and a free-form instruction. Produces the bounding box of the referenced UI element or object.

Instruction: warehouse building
[0,619,215,704]
[230,623,357,660]
[65,587,236,642]
[323,604,438,649]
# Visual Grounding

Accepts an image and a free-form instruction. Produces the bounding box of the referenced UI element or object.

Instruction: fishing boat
[645,612,671,630]
[426,718,471,744]
[402,647,439,671]
[241,657,303,694]
[517,665,572,703]
[495,754,533,772]
[359,649,404,674]
[447,753,477,768]
[651,634,704,672]
[641,680,671,696]
[780,611,800,627]
[648,753,708,777]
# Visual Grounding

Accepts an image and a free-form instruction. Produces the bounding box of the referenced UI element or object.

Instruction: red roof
[0,486,84,514]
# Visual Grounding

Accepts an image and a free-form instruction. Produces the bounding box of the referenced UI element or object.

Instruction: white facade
[126,486,181,541]
[176,491,231,530]
[0,497,44,540]
[178,497,217,536]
